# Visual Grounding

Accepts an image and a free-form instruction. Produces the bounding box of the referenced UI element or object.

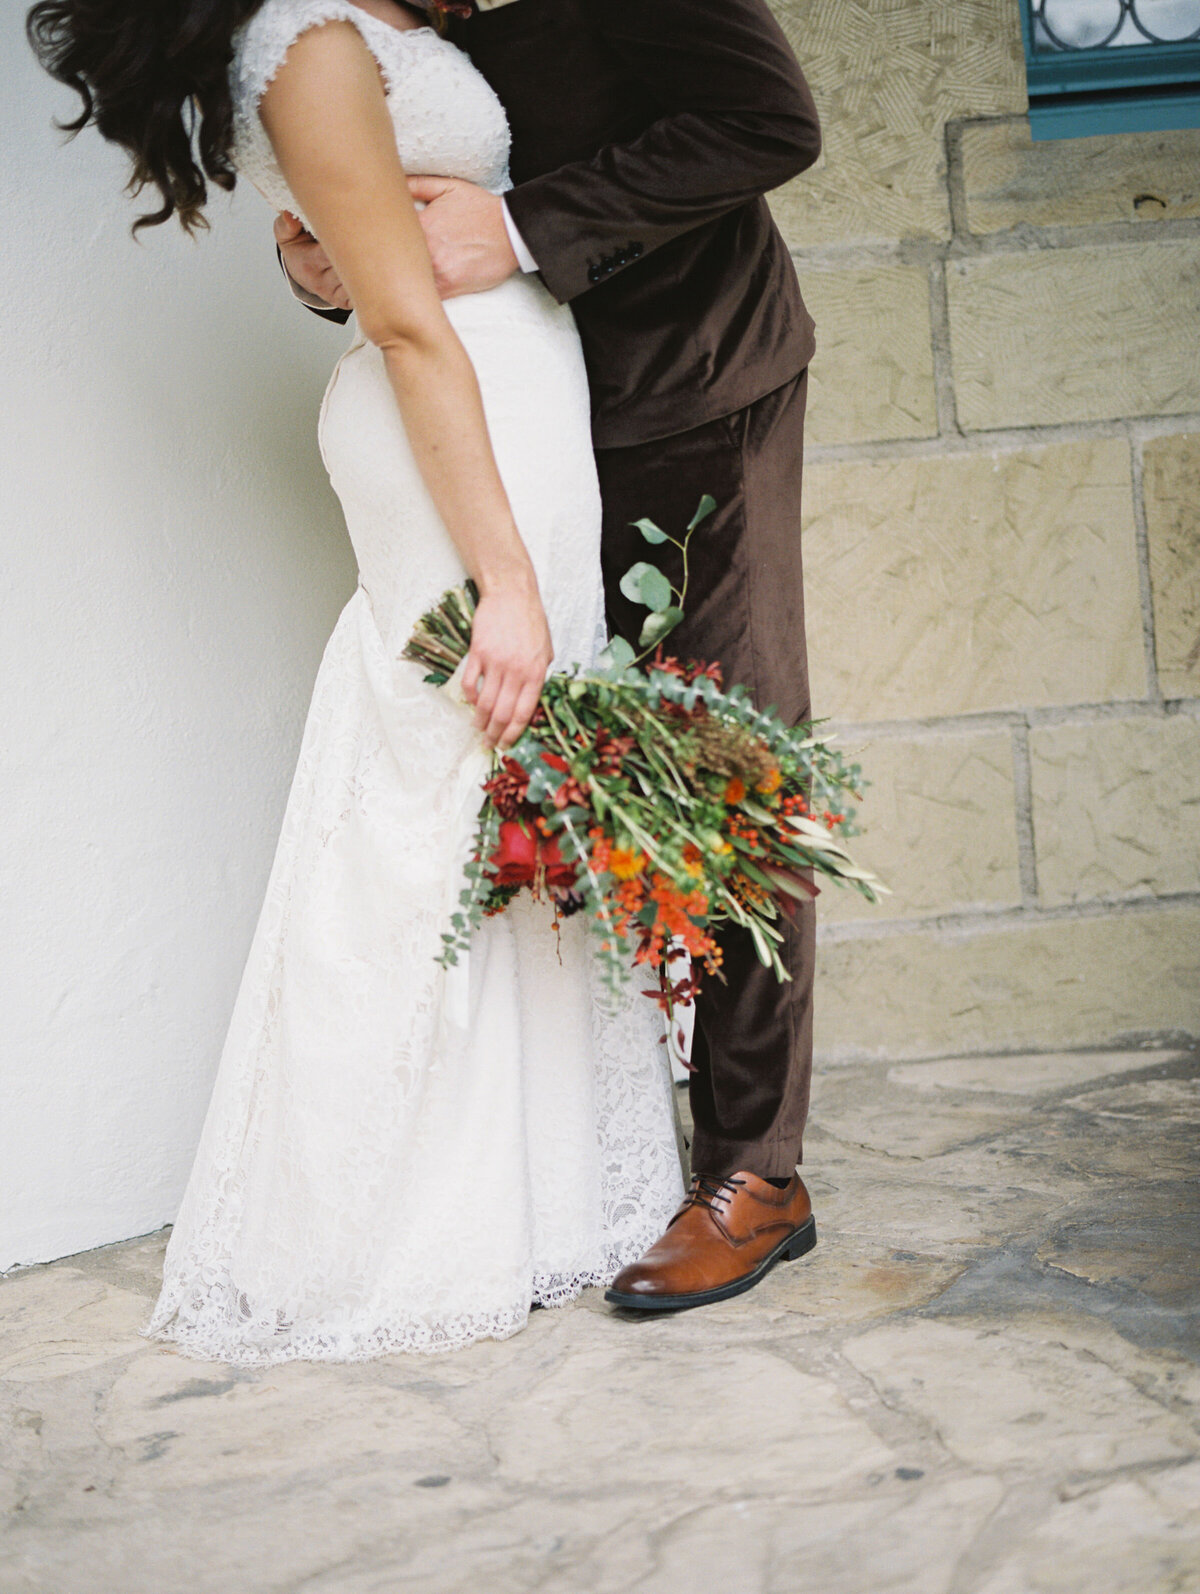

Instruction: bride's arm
[259,21,552,750]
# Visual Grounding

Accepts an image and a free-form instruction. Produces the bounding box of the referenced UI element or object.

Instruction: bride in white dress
[32,0,682,1361]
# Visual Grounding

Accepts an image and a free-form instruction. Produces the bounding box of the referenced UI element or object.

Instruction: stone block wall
[767,0,1200,1060]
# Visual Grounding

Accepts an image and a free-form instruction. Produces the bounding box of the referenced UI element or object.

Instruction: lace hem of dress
[141,1227,662,1366]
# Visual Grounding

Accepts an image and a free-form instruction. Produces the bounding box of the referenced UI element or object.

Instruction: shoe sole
[604,1215,818,1313]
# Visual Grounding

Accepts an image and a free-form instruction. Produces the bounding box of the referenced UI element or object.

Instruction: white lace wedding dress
[145,0,683,1364]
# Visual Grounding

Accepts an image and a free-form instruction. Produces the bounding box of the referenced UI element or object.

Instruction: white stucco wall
[1,41,358,1269]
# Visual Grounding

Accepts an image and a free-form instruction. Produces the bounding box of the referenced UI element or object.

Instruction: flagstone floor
[3,1046,1199,1594]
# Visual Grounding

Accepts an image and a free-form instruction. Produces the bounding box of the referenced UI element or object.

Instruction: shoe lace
[678,1173,747,1218]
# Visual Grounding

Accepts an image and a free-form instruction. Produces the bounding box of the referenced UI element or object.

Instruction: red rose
[490,819,539,886]
[539,833,579,892]
[489,820,578,892]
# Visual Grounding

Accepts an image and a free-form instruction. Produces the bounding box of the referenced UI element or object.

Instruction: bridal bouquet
[403,497,883,1036]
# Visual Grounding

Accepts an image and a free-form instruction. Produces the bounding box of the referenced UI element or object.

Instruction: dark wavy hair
[26,0,263,233]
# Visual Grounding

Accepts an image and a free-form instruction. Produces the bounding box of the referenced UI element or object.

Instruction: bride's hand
[461,568,553,750]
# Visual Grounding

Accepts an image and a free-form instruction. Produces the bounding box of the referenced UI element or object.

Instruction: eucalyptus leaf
[619,561,657,604]
[633,517,670,545]
[638,565,674,613]
[638,606,684,649]
[687,493,717,532]
[525,765,556,803]
[597,635,636,671]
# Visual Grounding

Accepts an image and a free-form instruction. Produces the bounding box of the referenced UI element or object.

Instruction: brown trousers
[595,370,814,1181]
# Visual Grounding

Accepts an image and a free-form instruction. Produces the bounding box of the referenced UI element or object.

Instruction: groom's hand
[407,176,519,298]
[274,210,353,312]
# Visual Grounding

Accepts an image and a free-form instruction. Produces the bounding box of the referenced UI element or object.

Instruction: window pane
[1133,0,1200,40]
[1034,0,1200,49]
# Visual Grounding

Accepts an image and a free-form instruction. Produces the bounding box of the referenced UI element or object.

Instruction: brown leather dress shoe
[605,1171,816,1311]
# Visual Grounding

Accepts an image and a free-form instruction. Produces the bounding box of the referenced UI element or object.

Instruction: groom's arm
[279,245,351,321]
[503,0,820,305]
[276,210,352,322]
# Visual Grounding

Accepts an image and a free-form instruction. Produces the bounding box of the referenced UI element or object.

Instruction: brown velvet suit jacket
[305,0,821,448]
[457,0,820,447]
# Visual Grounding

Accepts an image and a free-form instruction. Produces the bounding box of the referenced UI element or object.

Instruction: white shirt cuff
[501,199,539,274]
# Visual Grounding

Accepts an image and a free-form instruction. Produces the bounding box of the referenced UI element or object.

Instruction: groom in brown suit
[280,0,824,1310]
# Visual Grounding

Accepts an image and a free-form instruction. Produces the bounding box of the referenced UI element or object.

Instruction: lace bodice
[230,0,512,229]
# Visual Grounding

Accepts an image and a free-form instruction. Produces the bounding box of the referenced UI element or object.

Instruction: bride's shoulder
[231,0,400,110]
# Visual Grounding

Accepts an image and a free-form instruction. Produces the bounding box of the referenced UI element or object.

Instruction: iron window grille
[1019,0,1200,137]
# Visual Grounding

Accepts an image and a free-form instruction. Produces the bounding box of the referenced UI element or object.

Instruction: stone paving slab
[2,1048,1199,1594]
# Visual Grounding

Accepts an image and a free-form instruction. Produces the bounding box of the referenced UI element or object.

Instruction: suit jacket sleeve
[502,0,820,305]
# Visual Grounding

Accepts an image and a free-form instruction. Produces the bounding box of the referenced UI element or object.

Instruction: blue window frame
[1019,0,1200,138]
